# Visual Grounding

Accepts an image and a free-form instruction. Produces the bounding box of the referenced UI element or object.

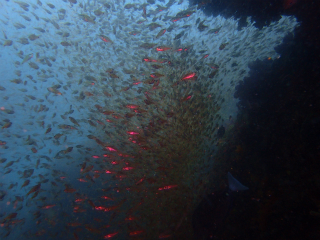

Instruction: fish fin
[228,172,249,191]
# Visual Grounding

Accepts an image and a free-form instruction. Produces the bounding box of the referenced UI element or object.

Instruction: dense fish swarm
[0,0,298,239]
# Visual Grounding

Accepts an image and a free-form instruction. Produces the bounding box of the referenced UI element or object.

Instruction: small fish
[181,72,197,81]
[88,120,96,127]
[3,40,13,46]
[63,147,73,154]
[58,124,77,130]
[174,31,184,40]
[154,29,166,39]
[139,43,156,49]
[104,232,118,239]
[22,53,33,64]
[26,183,41,196]
[180,95,192,102]
[3,213,17,222]
[69,117,80,126]
[2,30,7,39]
[219,43,228,50]
[99,35,113,43]
[29,62,39,69]
[28,34,39,41]
[21,180,30,189]
[79,14,96,24]
[47,87,62,95]
[2,122,12,129]
[34,27,45,33]
[42,204,56,209]
[61,41,71,46]
[45,127,51,134]
[54,133,63,139]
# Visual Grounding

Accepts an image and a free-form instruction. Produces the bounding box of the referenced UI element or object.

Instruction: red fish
[143,58,154,62]
[180,95,192,102]
[156,46,171,52]
[125,216,137,221]
[284,0,297,9]
[105,146,117,152]
[42,204,56,209]
[171,17,181,22]
[122,167,134,171]
[136,177,145,185]
[101,196,114,200]
[127,131,139,135]
[104,232,118,239]
[181,72,197,81]
[126,104,140,109]
[130,230,144,236]
[158,185,178,190]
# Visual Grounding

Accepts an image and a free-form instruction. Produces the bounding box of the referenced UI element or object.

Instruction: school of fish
[0,0,299,239]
